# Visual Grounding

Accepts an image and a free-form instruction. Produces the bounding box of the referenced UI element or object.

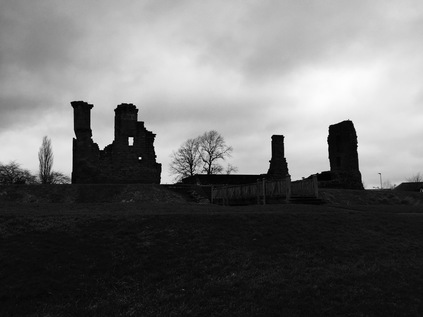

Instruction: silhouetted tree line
[0,136,70,185]
[406,172,423,183]
[0,161,37,185]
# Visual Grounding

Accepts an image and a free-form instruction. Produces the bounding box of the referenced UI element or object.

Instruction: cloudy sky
[1,0,422,187]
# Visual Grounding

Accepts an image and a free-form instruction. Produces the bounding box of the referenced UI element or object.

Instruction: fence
[211,175,318,205]
[291,176,319,198]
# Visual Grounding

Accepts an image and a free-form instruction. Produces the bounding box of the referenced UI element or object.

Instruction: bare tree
[169,138,202,182]
[198,130,233,175]
[383,180,396,190]
[225,163,238,175]
[37,136,71,184]
[406,172,423,183]
[0,161,37,184]
[50,171,71,184]
[169,130,236,181]
[38,136,54,184]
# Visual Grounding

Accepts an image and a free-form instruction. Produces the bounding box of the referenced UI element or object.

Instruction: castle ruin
[328,120,360,173]
[182,134,290,185]
[317,120,363,189]
[267,135,289,179]
[71,101,161,184]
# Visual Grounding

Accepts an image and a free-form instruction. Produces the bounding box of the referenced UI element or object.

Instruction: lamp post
[378,173,382,189]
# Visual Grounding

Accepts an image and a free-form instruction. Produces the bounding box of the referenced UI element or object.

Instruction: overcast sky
[1,0,422,187]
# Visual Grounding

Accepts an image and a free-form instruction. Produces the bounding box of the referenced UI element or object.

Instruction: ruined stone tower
[71,101,161,184]
[72,101,93,140]
[325,120,363,189]
[328,120,360,172]
[267,135,289,179]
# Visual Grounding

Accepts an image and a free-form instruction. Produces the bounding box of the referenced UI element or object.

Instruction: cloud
[1,0,423,186]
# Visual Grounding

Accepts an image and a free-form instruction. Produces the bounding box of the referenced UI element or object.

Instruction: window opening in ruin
[128,137,134,146]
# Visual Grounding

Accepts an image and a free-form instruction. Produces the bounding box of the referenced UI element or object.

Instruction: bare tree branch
[37,136,70,184]
[50,171,71,184]
[169,130,236,181]
[0,161,37,184]
[225,163,238,175]
[38,136,54,184]
[169,138,202,182]
[406,172,423,183]
[198,130,233,175]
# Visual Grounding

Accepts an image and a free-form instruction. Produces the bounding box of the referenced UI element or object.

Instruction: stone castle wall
[71,101,161,184]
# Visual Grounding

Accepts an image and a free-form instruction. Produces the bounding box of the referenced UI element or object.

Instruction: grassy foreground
[1,202,423,316]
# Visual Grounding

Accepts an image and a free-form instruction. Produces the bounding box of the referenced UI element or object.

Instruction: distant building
[71,101,161,184]
[394,182,423,192]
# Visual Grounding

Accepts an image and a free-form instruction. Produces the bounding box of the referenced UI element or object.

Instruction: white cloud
[1,0,422,186]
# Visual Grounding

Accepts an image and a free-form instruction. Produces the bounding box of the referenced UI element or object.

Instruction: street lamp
[378,173,382,189]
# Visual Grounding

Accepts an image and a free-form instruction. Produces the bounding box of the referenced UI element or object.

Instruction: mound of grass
[0,184,187,204]
[320,188,423,206]
[1,203,423,316]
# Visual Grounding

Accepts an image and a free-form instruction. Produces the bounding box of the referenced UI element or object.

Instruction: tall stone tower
[114,103,138,142]
[328,120,360,172]
[326,120,363,189]
[71,101,93,140]
[267,135,289,179]
[71,101,99,184]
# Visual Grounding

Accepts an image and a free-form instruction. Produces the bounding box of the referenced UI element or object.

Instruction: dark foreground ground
[1,201,423,317]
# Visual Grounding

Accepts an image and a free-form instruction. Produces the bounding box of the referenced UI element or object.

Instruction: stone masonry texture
[71,101,161,184]
[324,120,363,189]
[267,135,289,179]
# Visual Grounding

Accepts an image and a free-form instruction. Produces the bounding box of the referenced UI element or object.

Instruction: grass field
[1,201,423,316]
